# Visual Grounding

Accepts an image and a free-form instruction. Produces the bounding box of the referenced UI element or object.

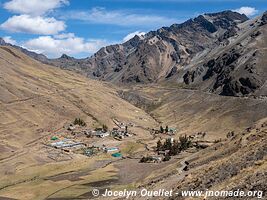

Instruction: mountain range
[1,10,267,97]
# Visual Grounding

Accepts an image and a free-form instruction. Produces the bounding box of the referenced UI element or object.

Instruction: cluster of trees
[159,125,169,133]
[73,118,86,126]
[157,135,192,156]
[140,135,191,163]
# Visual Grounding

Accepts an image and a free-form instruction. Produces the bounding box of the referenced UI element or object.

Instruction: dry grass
[0,46,157,199]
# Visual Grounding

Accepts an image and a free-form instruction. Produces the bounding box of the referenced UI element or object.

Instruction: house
[168,128,176,135]
[104,147,119,153]
[125,132,132,137]
[101,132,110,138]
[158,150,170,156]
[111,127,133,139]
[51,136,58,141]
[112,152,122,157]
[50,139,85,149]
[94,131,110,138]
[67,124,76,131]
[151,156,162,163]
[89,130,110,138]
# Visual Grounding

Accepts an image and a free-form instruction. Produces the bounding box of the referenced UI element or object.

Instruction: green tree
[125,125,128,133]
[102,124,108,132]
[140,157,147,163]
[165,125,169,133]
[160,126,164,133]
[163,154,171,162]
[156,140,162,151]
[163,138,172,151]
[73,118,86,126]
[170,140,181,155]
[179,134,191,151]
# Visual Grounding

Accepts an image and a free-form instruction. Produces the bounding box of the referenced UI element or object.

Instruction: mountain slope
[118,84,267,140]
[127,118,267,200]
[180,11,267,96]
[20,10,266,98]
[172,119,267,200]
[0,45,157,160]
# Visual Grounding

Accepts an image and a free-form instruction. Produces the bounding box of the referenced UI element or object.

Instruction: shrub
[165,125,169,133]
[156,140,162,151]
[163,154,171,162]
[140,156,154,163]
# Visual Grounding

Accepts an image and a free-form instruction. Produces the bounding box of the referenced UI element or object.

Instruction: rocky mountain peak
[60,54,73,60]
[260,11,267,25]
[205,10,248,20]
[202,10,248,30]
[0,38,7,45]
[123,35,143,50]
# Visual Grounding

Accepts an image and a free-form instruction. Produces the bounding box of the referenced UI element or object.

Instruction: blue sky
[0,0,266,58]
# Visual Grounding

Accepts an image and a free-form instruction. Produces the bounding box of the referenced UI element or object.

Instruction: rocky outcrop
[166,66,178,78]
[260,11,267,26]
[221,77,262,96]
[183,71,195,84]
[0,38,7,45]
[192,46,264,96]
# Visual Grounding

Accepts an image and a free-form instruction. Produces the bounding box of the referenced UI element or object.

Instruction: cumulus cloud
[23,33,109,58]
[64,7,177,27]
[0,15,66,35]
[233,7,258,17]
[2,36,17,45]
[54,33,75,39]
[4,0,69,16]
[123,31,146,42]
[1,0,68,35]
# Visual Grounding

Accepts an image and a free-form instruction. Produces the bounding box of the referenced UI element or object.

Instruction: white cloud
[233,7,258,17]
[65,7,177,27]
[23,34,109,58]
[0,15,66,35]
[4,0,69,16]
[54,33,75,39]
[2,36,17,45]
[123,31,146,42]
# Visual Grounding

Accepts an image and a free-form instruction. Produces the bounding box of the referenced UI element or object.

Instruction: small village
[44,118,136,160]
[44,117,214,164]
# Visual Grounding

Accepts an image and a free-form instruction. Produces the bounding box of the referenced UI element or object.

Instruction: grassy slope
[0,46,158,199]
